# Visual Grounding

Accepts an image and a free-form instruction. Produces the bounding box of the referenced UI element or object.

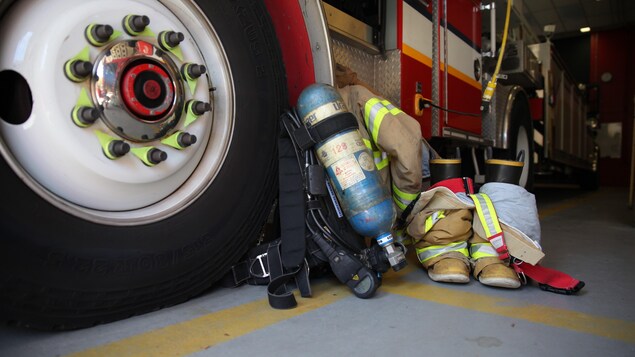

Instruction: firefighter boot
[426,257,470,283]
[473,257,520,289]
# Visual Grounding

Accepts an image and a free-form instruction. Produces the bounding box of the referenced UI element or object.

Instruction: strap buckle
[250,253,270,279]
[512,258,528,285]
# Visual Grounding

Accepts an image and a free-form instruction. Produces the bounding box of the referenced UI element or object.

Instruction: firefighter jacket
[337,85,422,214]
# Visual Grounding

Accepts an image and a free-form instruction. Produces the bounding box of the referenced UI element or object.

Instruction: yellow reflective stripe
[376,156,389,170]
[362,138,373,150]
[392,183,419,211]
[363,97,383,130]
[471,196,491,237]
[369,107,388,143]
[381,99,403,115]
[370,150,389,170]
[416,241,469,263]
[471,193,502,238]
[424,210,446,233]
[364,98,402,145]
[393,197,407,211]
[469,242,498,260]
[482,194,502,232]
[392,183,419,201]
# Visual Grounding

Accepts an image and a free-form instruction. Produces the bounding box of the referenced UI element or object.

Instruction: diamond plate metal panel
[332,39,402,106]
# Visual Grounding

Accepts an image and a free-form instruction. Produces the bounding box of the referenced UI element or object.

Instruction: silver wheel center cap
[92,40,185,142]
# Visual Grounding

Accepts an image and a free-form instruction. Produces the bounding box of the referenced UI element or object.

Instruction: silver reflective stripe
[367,102,385,137]
[393,193,411,209]
[374,151,388,165]
[416,241,468,263]
[469,243,498,258]
[385,103,397,111]
[430,210,444,224]
[472,194,499,236]
[424,210,445,233]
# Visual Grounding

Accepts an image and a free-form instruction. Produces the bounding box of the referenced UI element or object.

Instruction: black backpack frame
[224,109,391,308]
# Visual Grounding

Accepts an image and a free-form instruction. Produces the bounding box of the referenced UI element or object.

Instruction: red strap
[513,262,585,295]
[485,232,510,261]
[430,177,474,194]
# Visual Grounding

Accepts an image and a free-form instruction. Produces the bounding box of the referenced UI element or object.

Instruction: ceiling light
[580,27,591,33]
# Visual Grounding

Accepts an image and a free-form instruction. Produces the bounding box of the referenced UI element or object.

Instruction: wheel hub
[120,61,173,120]
[93,40,184,142]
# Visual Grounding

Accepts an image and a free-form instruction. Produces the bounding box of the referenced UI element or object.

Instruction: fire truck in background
[0,0,596,329]
[316,0,598,190]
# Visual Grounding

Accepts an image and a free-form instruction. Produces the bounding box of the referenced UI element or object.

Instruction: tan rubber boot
[427,258,470,283]
[474,258,520,289]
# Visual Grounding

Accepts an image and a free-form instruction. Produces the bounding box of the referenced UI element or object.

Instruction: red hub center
[121,62,175,120]
[143,80,161,100]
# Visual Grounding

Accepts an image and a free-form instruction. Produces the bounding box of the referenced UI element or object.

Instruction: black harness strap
[278,136,306,270]
[291,112,358,150]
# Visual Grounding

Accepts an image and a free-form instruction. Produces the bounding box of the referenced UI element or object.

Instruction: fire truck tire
[0,0,285,330]
[504,95,535,191]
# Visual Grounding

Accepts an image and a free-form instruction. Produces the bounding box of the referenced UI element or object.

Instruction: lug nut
[80,107,100,123]
[189,100,211,116]
[131,147,168,166]
[64,59,93,82]
[95,130,129,160]
[108,140,130,158]
[184,100,211,127]
[181,63,206,80]
[72,106,100,127]
[73,61,93,77]
[161,131,197,150]
[159,31,184,50]
[148,148,168,164]
[123,14,150,35]
[179,133,197,147]
[86,24,114,46]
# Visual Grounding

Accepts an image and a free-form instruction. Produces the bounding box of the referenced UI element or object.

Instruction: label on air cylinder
[303,100,347,126]
[317,131,365,167]
[332,155,366,190]
[357,151,375,171]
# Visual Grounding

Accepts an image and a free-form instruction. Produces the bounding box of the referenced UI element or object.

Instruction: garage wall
[590,26,635,187]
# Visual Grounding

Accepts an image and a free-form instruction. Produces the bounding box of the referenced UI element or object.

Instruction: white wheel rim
[0,0,234,225]
[517,125,530,188]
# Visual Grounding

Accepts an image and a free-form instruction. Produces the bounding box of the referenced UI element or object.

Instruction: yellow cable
[482,0,512,105]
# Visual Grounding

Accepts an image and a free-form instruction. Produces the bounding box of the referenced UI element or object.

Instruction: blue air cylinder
[296,83,407,271]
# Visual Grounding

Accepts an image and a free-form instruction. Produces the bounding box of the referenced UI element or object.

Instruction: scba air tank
[296,83,407,271]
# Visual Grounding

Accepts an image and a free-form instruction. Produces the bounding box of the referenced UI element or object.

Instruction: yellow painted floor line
[66,190,622,356]
[67,281,349,357]
[538,192,597,219]
[381,277,635,344]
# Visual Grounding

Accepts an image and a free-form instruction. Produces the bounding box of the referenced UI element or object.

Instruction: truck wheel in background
[0,0,285,330]
[498,95,535,191]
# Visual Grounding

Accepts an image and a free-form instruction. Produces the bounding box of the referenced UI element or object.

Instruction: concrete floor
[1,186,634,356]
